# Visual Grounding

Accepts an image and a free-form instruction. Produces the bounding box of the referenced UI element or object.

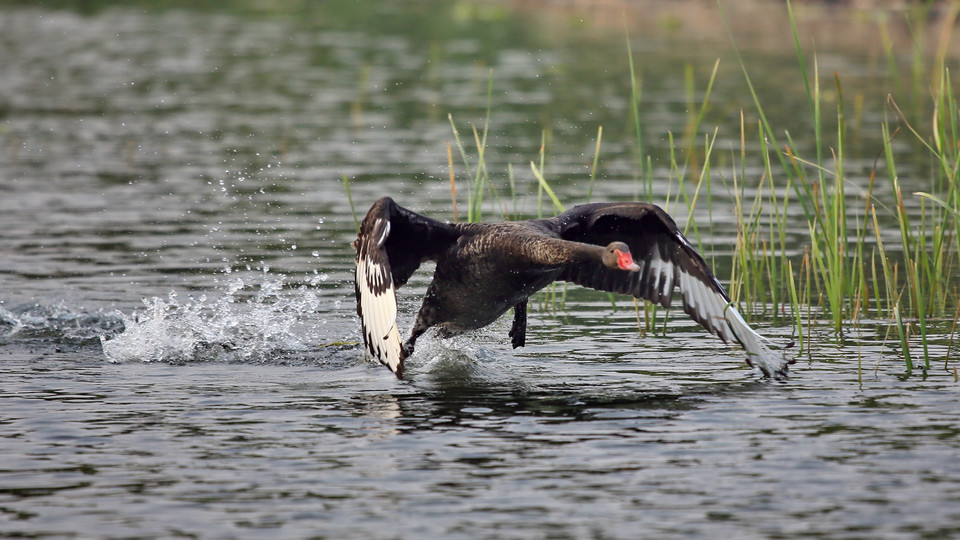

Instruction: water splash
[0,303,125,345]
[100,273,338,364]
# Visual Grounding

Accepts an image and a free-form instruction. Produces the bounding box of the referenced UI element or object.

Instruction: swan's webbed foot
[400,340,414,361]
[509,301,527,349]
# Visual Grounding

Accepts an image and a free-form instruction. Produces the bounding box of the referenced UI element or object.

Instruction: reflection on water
[1,1,959,538]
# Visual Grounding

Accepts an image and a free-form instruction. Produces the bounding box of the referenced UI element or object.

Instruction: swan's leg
[401,299,439,364]
[400,324,427,361]
[509,300,527,348]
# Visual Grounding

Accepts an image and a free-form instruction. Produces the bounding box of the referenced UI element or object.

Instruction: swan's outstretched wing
[353,197,459,376]
[556,202,791,377]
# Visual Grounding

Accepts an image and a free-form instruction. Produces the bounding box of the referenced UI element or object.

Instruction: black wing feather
[556,202,733,342]
[353,197,460,289]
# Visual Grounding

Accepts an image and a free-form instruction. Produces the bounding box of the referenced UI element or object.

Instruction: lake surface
[1,1,959,538]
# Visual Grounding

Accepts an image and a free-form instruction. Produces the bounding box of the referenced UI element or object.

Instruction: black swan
[353,197,791,378]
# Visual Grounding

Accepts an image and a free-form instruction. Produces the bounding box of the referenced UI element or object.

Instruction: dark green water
[1,2,958,538]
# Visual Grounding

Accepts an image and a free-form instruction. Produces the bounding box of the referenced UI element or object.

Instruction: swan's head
[604,242,641,272]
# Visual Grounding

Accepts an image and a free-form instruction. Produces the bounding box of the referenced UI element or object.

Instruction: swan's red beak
[616,249,641,272]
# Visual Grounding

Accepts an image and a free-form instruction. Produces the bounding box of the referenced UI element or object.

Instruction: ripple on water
[2,3,960,539]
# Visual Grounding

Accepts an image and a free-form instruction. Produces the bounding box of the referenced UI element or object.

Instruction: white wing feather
[356,240,403,373]
[674,266,788,377]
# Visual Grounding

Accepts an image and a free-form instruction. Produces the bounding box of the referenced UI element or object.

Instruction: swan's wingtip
[745,341,796,380]
[723,309,796,379]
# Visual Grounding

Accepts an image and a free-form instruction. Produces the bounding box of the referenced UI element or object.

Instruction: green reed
[342,174,359,234]
[717,0,960,373]
[726,119,797,331]
[448,69,497,223]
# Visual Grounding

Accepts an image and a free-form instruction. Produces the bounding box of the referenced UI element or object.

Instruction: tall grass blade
[342,174,359,234]
[587,126,603,202]
[531,161,565,214]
